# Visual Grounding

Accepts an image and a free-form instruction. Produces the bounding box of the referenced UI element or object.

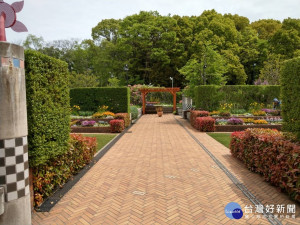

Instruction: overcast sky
[4,0,300,43]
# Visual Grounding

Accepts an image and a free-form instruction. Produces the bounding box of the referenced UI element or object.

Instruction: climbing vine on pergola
[139,88,180,114]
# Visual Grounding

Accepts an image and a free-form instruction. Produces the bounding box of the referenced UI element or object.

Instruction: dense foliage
[110,120,125,133]
[32,134,97,206]
[190,110,209,128]
[281,57,300,140]
[230,129,300,202]
[130,106,139,120]
[194,85,280,111]
[70,87,130,113]
[25,50,70,167]
[195,117,215,132]
[23,11,300,88]
[115,113,131,127]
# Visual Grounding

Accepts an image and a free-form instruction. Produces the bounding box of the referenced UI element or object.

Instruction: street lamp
[124,64,129,85]
[203,64,207,85]
[170,77,173,88]
[252,63,256,84]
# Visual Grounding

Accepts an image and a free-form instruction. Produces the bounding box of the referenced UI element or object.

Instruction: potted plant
[155,105,163,117]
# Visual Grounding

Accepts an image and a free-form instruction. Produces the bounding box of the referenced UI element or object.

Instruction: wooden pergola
[139,88,181,114]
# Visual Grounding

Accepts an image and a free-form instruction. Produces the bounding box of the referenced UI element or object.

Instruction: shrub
[227,118,243,125]
[115,113,131,127]
[32,134,97,206]
[110,120,125,133]
[70,87,130,113]
[25,50,70,167]
[196,117,215,132]
[130,106,139,120]
[281,57,300,140]
[190,110,209,128]
[253,119,268,124]
[194,85,281,111]
[230,128,300,202]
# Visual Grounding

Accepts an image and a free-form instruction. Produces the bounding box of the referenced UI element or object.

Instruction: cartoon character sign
[0,0,27,41]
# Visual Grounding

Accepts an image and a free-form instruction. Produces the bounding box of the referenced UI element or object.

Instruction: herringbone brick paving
[32,114,298,224]
[178,116,300,225]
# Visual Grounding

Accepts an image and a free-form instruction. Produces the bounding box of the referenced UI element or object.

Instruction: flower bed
[230,129,300,202]
[215,124,282,132]
[71,118,114,123]
[71,126,111,133]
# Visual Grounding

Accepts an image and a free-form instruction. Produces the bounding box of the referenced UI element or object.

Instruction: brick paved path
[32,114,300,225]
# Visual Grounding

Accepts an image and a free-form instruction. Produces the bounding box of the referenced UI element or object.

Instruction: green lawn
[207,133,232,148]
[83,134,117,152]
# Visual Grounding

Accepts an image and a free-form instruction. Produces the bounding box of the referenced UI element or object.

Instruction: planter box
[187,111,191,121]
[215,124,282,132]
[71,127,111,133]
[177,108,183,116]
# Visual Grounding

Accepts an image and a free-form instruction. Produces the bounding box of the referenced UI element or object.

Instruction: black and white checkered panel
[0,136,29,202]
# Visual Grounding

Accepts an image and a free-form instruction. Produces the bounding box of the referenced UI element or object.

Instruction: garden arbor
[139,88,181,114]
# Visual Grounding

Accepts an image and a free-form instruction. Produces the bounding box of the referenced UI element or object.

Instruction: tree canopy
[23,10,300,88]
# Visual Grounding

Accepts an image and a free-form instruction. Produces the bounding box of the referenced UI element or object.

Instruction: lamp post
[203,64,207,85]
[252,63,256,84]
[202,43,207,85]
[170,77,173,88]
[124,64,129,85]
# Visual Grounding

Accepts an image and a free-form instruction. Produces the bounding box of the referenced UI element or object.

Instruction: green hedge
[70,88,130,113]
[25,50,70,167]
[194,85,281,111]
[281,57,300,140]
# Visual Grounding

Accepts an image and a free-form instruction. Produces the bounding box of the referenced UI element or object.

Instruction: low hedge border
[35,115,143,212]
[110,119,125,133]
[190,110,209,128]
[196,117,215,132]
[230,128,300,202]
[115,113,131,128]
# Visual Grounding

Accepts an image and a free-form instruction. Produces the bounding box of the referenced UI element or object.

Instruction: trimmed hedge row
[196,117,215,132]
[70,88,130,113]
[230,128,300,202]
[281,57,300,140]
[190,111,209,128]
[115,113,131,127]
[110,120,125,133]
[25,50,70,167]
[194,85,281,111]
[32,134,97,206]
